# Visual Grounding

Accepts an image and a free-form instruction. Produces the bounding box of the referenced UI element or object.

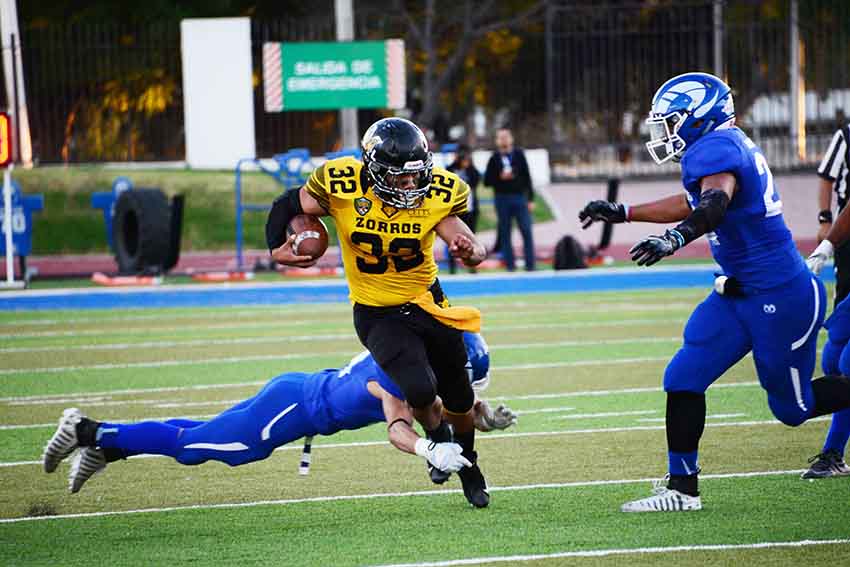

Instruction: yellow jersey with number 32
[304,157,470,307]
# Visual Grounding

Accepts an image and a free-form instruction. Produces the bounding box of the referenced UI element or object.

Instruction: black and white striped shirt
[818,124,850,209]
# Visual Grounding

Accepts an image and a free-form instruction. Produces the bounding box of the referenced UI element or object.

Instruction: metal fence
[16,23,184,163]
[545,0,850,178]
[6,1,850,179]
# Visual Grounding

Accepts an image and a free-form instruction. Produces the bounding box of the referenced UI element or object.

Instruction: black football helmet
[361,118,433,209]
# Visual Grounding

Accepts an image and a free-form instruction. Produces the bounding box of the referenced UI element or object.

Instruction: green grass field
[1,289,849,566]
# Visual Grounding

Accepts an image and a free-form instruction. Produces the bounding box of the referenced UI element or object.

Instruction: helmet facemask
[366,154,432,209]
[645,111,687,164]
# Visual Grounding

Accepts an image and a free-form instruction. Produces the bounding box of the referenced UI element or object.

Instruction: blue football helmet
[645,72,736,165]
[463,332,490,391]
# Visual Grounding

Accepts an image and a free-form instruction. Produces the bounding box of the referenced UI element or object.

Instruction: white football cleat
[621,478,702,512]
[42,408,84,473]
[69,447,107,493]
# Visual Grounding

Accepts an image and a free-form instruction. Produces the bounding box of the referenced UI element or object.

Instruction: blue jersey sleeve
[682,135,745,193]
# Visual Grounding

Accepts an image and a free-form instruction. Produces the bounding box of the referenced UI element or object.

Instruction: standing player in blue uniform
[579,72,850,511]
[802,201,850,478]
[42,333,516,506]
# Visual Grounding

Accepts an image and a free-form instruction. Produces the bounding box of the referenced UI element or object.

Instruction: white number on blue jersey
[745,138,782,217]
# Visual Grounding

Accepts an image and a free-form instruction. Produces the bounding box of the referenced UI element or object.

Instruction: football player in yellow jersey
[265,118,490,508]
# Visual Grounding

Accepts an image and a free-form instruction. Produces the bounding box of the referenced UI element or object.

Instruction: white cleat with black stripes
[42,408,84,473]
[621,480,702,512]
[69,447,107,493]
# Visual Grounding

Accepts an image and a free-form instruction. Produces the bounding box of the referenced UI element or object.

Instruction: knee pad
[405,380,438,410]
[440,379,475,415]
[767,395,808,427]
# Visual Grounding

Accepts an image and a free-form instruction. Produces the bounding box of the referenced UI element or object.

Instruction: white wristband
[414,438,432,460]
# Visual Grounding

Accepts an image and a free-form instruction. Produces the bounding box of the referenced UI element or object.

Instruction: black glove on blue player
[578,201,627,229]
[629,229,685,266]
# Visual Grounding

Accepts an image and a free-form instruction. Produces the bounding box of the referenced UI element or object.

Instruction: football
[286,214,329,260]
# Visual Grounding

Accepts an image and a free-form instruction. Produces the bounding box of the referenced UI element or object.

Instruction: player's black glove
[629,229,685,266]
[578,201,628,229]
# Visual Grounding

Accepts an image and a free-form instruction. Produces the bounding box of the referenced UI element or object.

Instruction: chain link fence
[6,1,849,179]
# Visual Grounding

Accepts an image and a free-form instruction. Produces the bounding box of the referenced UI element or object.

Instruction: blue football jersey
[680,127,805,290]
[301,351,405,435]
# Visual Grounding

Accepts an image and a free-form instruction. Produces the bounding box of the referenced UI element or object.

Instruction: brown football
[286,214,329,260]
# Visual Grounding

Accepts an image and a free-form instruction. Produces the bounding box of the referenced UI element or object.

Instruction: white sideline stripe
[497,379,759,401]
[0,335,681,354]
[638,413,746,423]
[0,416,829,466]
[368,539,850,567]
[0,302,691,331]
[0,355,675,377]
[791,277,821,351]
[554,410,657,419]
[0,316,686,341]
[261,403,298,441]
[0,468,810,524]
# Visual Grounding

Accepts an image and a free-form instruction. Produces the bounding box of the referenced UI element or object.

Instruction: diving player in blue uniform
[579,72,850,511]
[42,333,516,507]
[802,199,850,478]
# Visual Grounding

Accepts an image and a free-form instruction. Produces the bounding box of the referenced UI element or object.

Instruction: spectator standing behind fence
[446,145,481,274]
[816,121,850,306]
[484,128,535,271]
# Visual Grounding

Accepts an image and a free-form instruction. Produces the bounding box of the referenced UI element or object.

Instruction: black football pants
[353,285,474,414]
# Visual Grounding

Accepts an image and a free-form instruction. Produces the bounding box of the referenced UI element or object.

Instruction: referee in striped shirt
[817,123,850,306]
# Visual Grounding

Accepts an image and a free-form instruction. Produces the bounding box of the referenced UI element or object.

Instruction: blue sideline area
[1,265,834,311]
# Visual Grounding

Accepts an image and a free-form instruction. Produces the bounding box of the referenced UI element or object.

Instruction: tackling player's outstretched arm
[267,186,328,268]
[630,173,735,267]
[435,215,487,266]
[367,381,471,473]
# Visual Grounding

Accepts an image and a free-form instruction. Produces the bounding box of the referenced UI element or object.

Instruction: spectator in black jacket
[484,128,535,271]
[446,145,481,273]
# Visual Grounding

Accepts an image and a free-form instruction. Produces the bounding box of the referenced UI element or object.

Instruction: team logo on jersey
[381,203,399,219]
[354,197,372,216]
[763,304,776,314]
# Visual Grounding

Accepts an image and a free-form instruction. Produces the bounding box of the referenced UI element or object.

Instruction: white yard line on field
[1,300,695,329]
[0,317,687,342]
[637,413,747,423]
[0,336,680,354]
[368,539,850,567]
[0,468,811,523]
[1,378,761,407]
[0,355,677,377]
[0,416,828,466]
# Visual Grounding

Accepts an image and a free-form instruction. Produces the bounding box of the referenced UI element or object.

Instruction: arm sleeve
[818,128,848,182]
[450,179,471,216]
[303,164,331,212]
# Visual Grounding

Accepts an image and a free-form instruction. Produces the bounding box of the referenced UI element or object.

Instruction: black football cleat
[429,463,451,484]
[457,452,489,508]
